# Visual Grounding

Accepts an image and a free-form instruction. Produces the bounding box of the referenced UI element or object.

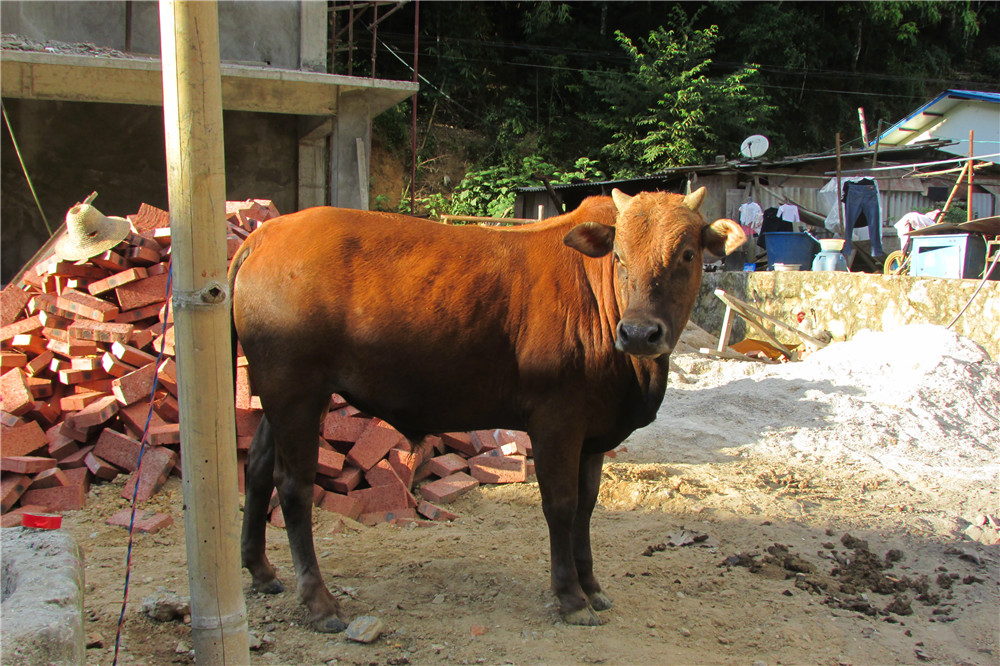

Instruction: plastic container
[763,232,819,271]
[818,238,845,252]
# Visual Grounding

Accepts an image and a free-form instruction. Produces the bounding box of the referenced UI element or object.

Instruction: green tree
[585,10,774,175]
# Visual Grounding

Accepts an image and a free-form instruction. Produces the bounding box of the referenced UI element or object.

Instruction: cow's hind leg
[532,424,602,626]
[271,396,347,633]
[575,450,612,612]
[241,415,284,594]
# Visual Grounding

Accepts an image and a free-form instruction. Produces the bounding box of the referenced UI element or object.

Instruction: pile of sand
[631,325,1000,486]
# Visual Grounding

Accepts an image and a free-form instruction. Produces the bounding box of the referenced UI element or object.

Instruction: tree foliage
[364,1,999,215]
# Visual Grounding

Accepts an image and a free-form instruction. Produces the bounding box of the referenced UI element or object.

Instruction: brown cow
[229,187,744,630]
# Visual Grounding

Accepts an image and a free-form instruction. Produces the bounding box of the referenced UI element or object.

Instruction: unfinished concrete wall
[0,0,303,66]
[1,99,297,283]
[693,271,1000,361]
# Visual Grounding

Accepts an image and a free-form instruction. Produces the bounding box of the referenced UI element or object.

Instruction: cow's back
[231,201,623,438]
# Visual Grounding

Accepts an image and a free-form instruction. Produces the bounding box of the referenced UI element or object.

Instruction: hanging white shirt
[777,204,800,224]
[739,202,764,234]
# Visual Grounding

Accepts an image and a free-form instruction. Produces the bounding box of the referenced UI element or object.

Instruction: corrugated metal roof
[872,89,1000,147]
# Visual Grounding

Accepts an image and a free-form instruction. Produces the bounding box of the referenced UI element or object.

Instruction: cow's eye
[683,249,695,262]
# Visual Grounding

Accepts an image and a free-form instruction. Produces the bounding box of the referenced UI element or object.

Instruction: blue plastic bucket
[763,232,819,271]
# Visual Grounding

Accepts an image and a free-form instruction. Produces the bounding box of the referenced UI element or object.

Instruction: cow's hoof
[312,615,348,634]
[562,606,603,626]
[254,579,285,595]
[588,591,613,611]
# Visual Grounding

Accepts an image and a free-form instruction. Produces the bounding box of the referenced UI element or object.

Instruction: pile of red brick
[1,200,537,532]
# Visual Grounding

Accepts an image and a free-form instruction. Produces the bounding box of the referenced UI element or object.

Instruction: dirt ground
[62,327,999,666]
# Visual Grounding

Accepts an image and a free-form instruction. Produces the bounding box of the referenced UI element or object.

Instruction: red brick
[57,445,94,470]
[128,202,170,233]
[115,274,170,311]
[115,302,163,324]
[57,366,111,385]
[26,375,51,399]
[386,448,420,489]
[153,393,179,422]
[46,338,100,360]
[349,482,413,514]
[365,459,407,489]
[359,507,417,526]
[1,473,30,511]
[48,434,79,460]
[235,407,262,437]
[89,249,130,271]
[1,350,28,371]
[10,333,48,355]
[85,452,120,481]
[322,465,361,494]
[66,394,120,429]
[56,288,119,322]
[106,507,174,533]
[269,504,285,528]
[151,326,175,356]
[111,341,157,367]
[419,471,480,504]
[156,358,177,396]
[93,428,144,471]
[24,350,55,377]
[112,362,157,406]
[36,259,108,280]
[147,423,181,446]
[316,447,345,477]
[125,244,161,266]
[0,456,57,474]
[118,400,168,437]
[0,314,44,343]
[27,466,70,490]
[1,284,32,326]
[2,420,47,457]
[68,319,134,345]
[101,351,135,378]
[28,400,61,428]
[467,453,528,484]
[61,466,92,491]
[318,491,363,520]
[1,368,35,416]
[494,429,532,456]
[312,484,326,506]
[21,483,87,511]
[121,446,177,501]
[441,432,478,457]
[87,267,149,296]
[1,412,22,427]
[59,389,106,412]
[346,419,403,470]
[471,430,500,452]
[425,453,470,478]
[416,500,459,522]
[235,365,253,409]
[322,411,367,444]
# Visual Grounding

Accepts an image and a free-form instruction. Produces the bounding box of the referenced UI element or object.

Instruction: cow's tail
[228,237,255,399]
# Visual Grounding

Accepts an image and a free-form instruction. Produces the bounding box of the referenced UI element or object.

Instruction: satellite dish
[740,135,770,160]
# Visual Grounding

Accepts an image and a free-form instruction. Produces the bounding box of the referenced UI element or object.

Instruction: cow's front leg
[575,450,612,612]
[532,428,601,626]
[241,415,283,594]
[272,401,347,633]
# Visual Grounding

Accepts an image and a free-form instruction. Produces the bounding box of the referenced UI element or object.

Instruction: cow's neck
[588,252,670,429]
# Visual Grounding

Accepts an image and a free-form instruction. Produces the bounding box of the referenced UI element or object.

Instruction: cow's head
[563,187,745,358]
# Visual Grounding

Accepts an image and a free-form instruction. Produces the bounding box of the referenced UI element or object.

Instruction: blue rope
[113,263,172,665]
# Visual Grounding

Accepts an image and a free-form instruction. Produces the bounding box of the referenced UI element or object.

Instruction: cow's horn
[611,188,634,212]
[684,186,707,212]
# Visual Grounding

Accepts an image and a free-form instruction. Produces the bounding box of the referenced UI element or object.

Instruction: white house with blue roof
[872,90,1000,166]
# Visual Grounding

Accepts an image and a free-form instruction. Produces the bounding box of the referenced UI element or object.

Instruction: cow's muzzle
[615,316,671,357]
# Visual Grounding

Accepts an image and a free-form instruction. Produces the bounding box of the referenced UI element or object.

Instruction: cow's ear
[702,218,746,257]
[564,222,615,258]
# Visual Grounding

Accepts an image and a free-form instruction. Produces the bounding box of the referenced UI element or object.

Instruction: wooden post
[158,1,249,663]
[835,133,846,237]
[968,129,974,222]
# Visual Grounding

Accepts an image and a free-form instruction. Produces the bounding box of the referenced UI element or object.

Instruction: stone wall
[693,271,1000,361]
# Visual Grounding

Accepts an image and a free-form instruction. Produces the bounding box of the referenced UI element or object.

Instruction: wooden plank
[714,289,829,351]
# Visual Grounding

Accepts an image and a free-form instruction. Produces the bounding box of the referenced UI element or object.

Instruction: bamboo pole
[968,129,974,222]
[835,133,845,235]
[158,1,249,663]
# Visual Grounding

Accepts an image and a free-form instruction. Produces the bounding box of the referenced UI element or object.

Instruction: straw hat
[54,203,131,261]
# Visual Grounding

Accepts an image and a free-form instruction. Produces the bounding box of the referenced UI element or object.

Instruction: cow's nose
[616,318,670,356]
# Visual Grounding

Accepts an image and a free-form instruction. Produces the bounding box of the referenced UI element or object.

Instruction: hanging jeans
[843,182,883,258]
